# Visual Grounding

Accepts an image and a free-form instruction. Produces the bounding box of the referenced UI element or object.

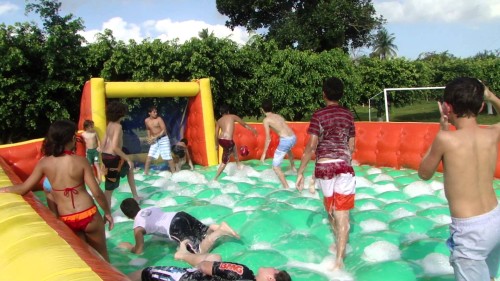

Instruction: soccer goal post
[368,86,445,122]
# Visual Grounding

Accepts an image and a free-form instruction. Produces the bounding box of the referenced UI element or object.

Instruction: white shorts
[148,136,172,160]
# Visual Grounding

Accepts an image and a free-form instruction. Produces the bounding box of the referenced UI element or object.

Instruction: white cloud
[81,16,251,46]
[374,0,500,24]
[0,2,19,15]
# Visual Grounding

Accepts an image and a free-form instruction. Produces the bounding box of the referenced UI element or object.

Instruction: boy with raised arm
[213,104,257,181]
[418,77,500,281]
[260,99,297,189]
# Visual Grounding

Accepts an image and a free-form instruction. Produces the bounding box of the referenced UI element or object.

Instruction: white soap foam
[362,241,401,262]
[360,219,388,233]
[359,202,380,211]
[391,208,415,219]
[403,181,434,197]
[419,253,454,276]
[129,257,149,267]
[171,170,208,184]
[355,177,373,187]
[372,174,394,182]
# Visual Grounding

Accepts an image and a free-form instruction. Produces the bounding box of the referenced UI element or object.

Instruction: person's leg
[287,150,296,172]
[144,156,153,175]
[233,146,242,169]
[104,189,113,209]
[198,222,240,254]
[127,168,140,201]
[167,159,175,173]
[214,163,227,181]
[272,166,289,189]
[332,209,350,270]
[127,269,143,281]
[93,162,102,184]
[175,240,222,266]
[84,212,109,262]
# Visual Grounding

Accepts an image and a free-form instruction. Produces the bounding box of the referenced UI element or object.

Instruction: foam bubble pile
[36,160,500,281]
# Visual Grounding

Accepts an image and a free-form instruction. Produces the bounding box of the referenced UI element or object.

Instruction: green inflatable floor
[35,160,500,281]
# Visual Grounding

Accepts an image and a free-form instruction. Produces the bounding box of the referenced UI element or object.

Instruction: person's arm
[0,161,44,194]
[118,227,145,254]
[110,124,133,169]
[348,137,355,154]
[198,261,216,275]
[83,158,113,230]
[418,133,445,180]
[485,86,500,118]
[234,116,257,135]
[260,119,271,162]
[215,122,220,151]
[185,148,194,170]
[296,134,318,192]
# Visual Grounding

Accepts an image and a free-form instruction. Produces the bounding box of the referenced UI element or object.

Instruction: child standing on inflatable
[296,77,356,271]
[144,105,176,175]
[82,119,103,184]
[259,99,297,189]
[213,104,257,181]
[418,78,500,281]
[0,120,114,261]
[100,100,140,206]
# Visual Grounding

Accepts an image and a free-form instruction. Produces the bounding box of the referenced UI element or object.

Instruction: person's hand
[118,242,133,250]
[104,213,114,231]
[96,146,101,152]
[484,85,496,102]
[437,101,449,131]
[296,173,304,192]
[147,136,155,145]
[128,159,135,170]
[252,127,258,136]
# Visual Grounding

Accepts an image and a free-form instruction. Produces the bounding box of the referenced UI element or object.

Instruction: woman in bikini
[0,120,114,261]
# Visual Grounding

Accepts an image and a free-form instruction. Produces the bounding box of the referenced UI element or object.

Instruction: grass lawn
[354,100,500,125]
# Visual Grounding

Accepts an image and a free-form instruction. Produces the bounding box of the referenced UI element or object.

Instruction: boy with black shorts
[118,198,240,254]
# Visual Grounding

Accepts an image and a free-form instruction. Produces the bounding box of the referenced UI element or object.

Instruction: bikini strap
[52,183,83,209]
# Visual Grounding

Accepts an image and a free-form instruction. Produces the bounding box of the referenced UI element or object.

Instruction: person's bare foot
[237,163,243,170]
[308,178,316,194]
[174,240,191,260]
[218,222,240,239]
[134,196,143,202]
[332,259,344,271]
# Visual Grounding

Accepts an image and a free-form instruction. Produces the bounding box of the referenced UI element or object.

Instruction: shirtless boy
[418,77,500,281]
[144,106,175,174]
[260,99,297,189]
[171,138,194,171]
[100,101,140,205]
[82,120,102,183]
[214,104,257,181]
[118,198,239,255]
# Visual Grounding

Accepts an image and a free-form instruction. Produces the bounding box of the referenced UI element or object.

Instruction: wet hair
[171,145,186,158]
[120,198,141,219]
[219,104,230,115]
[261,99,273,112]
[106,100,128,122]
[42,120,77,157]
[148,105,157,113]
[443,77,484,118]
[83,119,94,129]
[275,270,291,281]
[322,77,344,102]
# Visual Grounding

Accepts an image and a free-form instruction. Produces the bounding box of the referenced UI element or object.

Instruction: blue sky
[1,0,499,59]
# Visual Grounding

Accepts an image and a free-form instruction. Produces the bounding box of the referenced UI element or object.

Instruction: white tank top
[133,207,176,239]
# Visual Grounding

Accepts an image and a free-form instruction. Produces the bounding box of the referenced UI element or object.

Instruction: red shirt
[307,104,355,163]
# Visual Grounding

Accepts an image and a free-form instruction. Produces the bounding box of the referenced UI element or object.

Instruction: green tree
[216,0,384,52]
[370,28,398,59]
[0,0,87,143]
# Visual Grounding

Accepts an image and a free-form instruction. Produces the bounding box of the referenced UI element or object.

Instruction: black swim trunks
[101,153,129,191]
[169,212,209,253]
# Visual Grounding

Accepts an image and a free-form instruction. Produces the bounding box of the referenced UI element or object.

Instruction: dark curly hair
[106,100,128,122]
[42,120,77,157]
[120,198,141,219]
[323,77,344,102]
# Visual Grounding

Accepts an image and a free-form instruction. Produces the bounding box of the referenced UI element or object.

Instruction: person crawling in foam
[118,198,239,254]
[128,240,292,281]
[171,138,194,171]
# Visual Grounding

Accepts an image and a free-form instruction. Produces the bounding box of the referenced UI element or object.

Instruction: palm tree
[371,28,398,60]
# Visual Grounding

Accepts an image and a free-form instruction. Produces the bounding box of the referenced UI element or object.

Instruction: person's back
[217,114,239,140]
[263,112,295,137]
[101,121,122,155]
[439,125,499,218]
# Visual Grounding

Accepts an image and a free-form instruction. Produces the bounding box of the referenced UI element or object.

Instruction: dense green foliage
[0,0,499,143]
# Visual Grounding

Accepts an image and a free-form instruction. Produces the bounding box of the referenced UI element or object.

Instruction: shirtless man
[418,77,500,281]
[260,99,297,189]
[82,120,102,183]
[214,104,257,181]
[144,106,175,174]
[100,101,140,205]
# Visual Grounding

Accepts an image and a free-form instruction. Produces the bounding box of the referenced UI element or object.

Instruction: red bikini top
[52,183,83,209]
